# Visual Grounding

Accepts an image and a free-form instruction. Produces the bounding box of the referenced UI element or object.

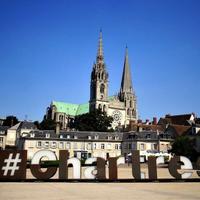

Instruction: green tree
[33,121,40,129]
[170,136,199,162]
[71,109,114,132]
[39,116,57,130]
[3,115,19,127]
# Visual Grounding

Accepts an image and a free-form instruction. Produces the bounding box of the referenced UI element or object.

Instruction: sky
[0,0,200,122]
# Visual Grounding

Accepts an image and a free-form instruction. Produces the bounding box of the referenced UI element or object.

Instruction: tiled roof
[0,126,9,131]
[123,131,159,141]
[159,114,194,126]
[9,122,21,130]
[24,130,123,141]
[19,121,37,130]
[0,126,9,134]
[165,124,191,137]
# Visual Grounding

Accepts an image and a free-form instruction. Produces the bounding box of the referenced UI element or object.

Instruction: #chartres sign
[0,150,200,182]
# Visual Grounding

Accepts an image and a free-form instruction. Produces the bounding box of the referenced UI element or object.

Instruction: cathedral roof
[120,47,134,94]
[52,95,117,116]
[52,101,89,116]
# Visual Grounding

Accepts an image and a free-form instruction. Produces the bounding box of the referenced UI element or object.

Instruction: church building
[46,31,138,129]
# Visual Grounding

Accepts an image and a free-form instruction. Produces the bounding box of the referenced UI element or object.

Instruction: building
[122,131,173,159]
[46,31,138,129]
[5,121,37,149]
[0,126,9,150]
[17,127,174,161]
[18,130,123,160]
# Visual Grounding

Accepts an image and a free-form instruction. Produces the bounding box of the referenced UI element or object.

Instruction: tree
[71,109,114,132]
[170,136,199,162]
[39,117,57,130]
[33,121,40,129]
[3,115,19,127]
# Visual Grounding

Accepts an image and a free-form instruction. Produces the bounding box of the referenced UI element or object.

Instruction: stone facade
[18,130,123,160]
[17,129,172,161]
[46,31,138,129]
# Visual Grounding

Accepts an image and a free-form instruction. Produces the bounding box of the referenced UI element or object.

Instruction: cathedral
[46,31,138,129]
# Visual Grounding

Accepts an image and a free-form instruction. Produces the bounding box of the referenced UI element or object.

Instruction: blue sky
[0,0,200,121]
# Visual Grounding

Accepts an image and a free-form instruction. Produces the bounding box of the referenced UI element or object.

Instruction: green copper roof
[76,103,89,115]
[52,96,115,116]
[52,101,89,116]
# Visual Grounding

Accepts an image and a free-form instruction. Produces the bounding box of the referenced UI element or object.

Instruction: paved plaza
[0,182,200,200]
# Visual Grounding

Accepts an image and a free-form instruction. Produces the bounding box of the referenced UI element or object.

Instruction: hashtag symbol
[2,153,22,176]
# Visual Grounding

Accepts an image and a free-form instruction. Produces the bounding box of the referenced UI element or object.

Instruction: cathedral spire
[96,29,104,63]
[120,46,133,94]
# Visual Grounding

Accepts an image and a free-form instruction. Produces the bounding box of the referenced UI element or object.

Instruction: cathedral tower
[119,47,137,122]
[89,31,109,112]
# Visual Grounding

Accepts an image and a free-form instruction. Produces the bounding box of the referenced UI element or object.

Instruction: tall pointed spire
[96,29,104,63]
[120,46,133,94]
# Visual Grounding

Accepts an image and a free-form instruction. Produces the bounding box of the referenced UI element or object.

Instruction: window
[103,105,106,112]
[88,136,92,140]
[140,143,145,151]
[51,141,57,149]
[30,133,35,138]
[107,136,112,140]
[98,104,102,110]
[37,141,42,148]
[46,134,50,138]
[119,144,121,149]
[59,115,63,121]
[59,142,64,149]
[130,100,132,108]
[128,143,132,150]
[66,142,71,149]
[152,144,157,150]
[67,135,70,139]
[60,135,63,139]
[127,109,130,116]
[101,72,104,79]
[74,135,78,139]
[44,141,49,148]
[115,144,118,149]
[94,135,99,140]
[146,134,151,139]
[101,143,105,149]
[114,136,119,140]
[100,84,105,94]
[93,143,97,149]
[0,137,3,143]
[87,143,92,150]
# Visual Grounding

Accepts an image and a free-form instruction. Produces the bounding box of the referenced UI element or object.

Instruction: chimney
[153,117,157,125]
[56,123,60,135]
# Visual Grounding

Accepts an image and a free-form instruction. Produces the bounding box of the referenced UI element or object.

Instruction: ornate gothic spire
[120,46,133,94]
[96,29,104,63]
